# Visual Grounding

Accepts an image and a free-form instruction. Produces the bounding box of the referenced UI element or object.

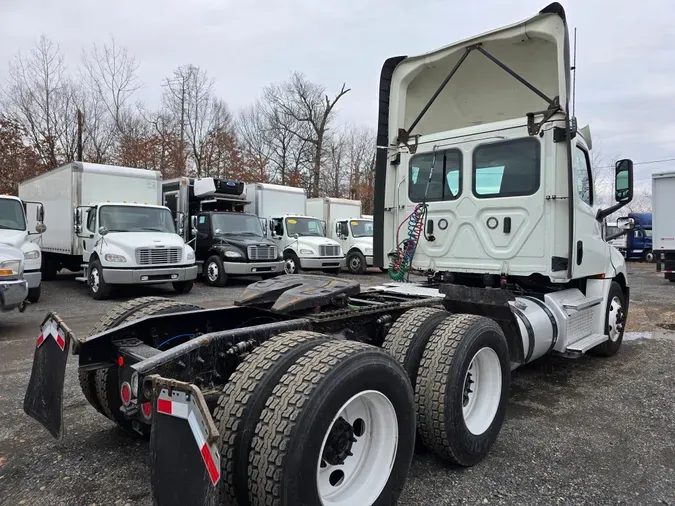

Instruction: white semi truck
[652,169,675,281]
[25,4,638,506]
[307,197,374,274]
[0,195,46,302]
[245,183,345,275]
[19,162,197,299]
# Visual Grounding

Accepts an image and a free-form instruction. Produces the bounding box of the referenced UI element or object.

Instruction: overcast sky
[1,0,674,182]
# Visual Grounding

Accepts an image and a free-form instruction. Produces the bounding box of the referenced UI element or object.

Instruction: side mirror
[74,208,83,234]
[36,204,45,223]
[615,159,633,203]
[98,226,109,236]
[260,218,267,232]
[190,215,198,235]
[321,220,327,236]
[617,217,635,230]
[35,223,47,234]
[176,212,185,235]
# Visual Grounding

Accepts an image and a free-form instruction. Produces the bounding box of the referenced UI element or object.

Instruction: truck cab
[163,177,283,286]
[0,195,46,302]
[335,218,374,274]
[623,212,652,262]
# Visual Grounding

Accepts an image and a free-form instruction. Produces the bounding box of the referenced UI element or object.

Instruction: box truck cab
[0,195,46,302]
[19,162,197,299]
[307,197,374,274]
[623,212,652,262]
[162,177,283,286]
[245,183,345,275]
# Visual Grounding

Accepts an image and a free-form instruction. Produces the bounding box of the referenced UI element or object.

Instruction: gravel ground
[0,265,673,506]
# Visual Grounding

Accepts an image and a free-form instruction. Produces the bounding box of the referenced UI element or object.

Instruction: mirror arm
[596,200,629,222]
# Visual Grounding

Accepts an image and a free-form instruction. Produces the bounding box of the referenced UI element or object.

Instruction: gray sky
[1,0,674,182]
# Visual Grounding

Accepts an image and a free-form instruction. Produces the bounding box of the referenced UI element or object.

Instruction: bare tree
[81,36,141,136]
[264,72,350,197]
[4,35,80,169]
[163,65,233,176]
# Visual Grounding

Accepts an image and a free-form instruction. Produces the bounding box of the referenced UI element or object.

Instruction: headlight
[364,247,373,255]
[186,251,195,261]
[299,249,314,255]
[104,253,127,263]
[224,250,243,259]
[0,259,21,277]
[25,250,40,260]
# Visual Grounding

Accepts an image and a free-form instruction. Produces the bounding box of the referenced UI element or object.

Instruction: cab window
[86,209,96,231]
[409,149,462,203]
[473,138,540,198]
[573,146,593,206]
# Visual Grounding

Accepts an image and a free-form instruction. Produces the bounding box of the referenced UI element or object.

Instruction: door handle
[577,240,583,265]
[503,217,511,234]
[426,219,434,235]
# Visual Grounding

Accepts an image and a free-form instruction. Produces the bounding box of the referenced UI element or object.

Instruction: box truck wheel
[27,285,41,303]
[283,251,300,274]
[172,280,193,294]
[214,330,331,506]
[78,296,184,418]
[643,250,654,262]
[590,281,626,357]
[347,251,367,275]
[205,255,227,287]
[415,314,510,466]
[88,260,111,300]
[383,306,449,389]
[92,299,204,436]
[249,340,415,506]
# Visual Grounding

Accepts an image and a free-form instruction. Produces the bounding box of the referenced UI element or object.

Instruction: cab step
[565,333,608,354]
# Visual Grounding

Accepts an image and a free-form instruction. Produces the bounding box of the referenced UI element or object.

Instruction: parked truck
[24,4,637,505]
[246,183,345,275]
[307,197,374,274]
[652,169,675,280]
[19,162,197,299]
[622,212,652,261]
[162,177,284,286]
[0,195,46,302]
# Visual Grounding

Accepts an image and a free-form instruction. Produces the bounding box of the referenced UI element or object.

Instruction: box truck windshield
[0,199,27,231]
[100,206,175,234]
[285,217,324,237]
[350,220,374,238]
[212,213,264,237]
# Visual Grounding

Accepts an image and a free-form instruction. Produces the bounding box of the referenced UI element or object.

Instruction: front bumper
[222,260,285,276]
[24,270,41,289]
[365,255,374,267]
[0,279,28,310]
[299,257,346,270]
[102,265,198,284]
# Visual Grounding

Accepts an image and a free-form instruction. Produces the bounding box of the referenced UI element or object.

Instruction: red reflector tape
[36,320,66,351]
[157,398,172,415]
[200,443,220,485]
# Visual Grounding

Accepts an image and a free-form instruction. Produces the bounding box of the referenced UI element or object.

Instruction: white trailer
[19,162,197,299]
[245,183,345,274]
[307,197,374,274]
[652,169,675,281]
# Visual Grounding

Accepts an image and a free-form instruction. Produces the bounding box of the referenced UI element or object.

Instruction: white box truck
[0,195,46,302]
[306,197,374,274]
[245,183,345,275]
[652,169,675,281]
[19,162,197,299]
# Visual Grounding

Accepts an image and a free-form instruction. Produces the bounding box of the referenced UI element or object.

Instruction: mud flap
[146,375,220,506]
[23,313,73,439]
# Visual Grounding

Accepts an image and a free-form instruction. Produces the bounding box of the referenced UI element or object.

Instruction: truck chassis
[23,273,626,505]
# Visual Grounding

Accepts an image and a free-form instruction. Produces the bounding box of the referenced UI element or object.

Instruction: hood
[212,235,274,249]
[0,243,24,262]
[0,229,28,248]
[388,3,569,139]
[105,232,186,250]
[295,235,341,249]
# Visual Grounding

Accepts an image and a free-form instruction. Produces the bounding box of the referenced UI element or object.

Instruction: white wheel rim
[317,390,398,506]
[462,347,502,436]
[608,296,624,341]
[285,258,295,274]
[91,268,99,292]
[646,252,654,262]
[207,262,219,282]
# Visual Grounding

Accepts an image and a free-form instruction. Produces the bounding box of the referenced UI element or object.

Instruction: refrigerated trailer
[652,169,675,280]
[19,162,197,299]
[24,4,637,505]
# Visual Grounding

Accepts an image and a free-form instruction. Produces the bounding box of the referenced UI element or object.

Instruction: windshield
[212,213,263,237]
[285,217,325,237]
[644,229,652,238]
[0,199,26,231]
[350,220,373,238]
[99,206,176,233]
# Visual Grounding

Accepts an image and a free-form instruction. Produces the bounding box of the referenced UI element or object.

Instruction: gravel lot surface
[0,264,673,506]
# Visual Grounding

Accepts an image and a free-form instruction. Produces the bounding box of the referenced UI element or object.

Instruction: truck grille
[135,247,182,265]
[247,245,277,261]
[319,245,341,257]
